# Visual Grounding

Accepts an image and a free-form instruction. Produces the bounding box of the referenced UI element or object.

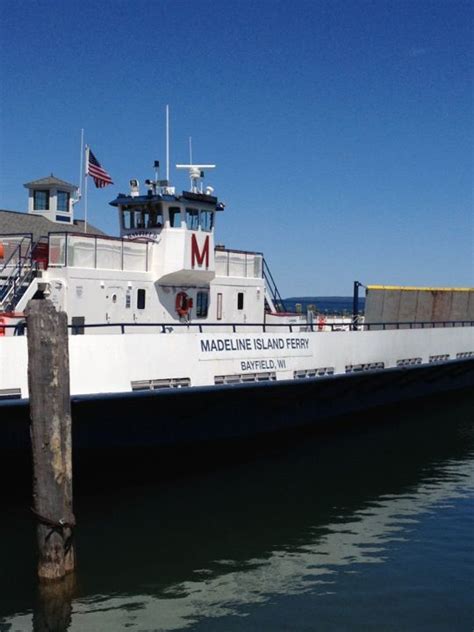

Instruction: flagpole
[79,129,84,199]
[84,145,89,234]
[166,104,170,182]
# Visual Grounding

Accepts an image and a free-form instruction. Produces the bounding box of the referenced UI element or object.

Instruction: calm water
[1,393,473,631]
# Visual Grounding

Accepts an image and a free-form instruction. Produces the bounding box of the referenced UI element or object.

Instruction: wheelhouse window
[122,206,164,230]
[200,210,214,232]
[122,208,136,229]
[57,191,70,212]
[135,210,146,229]
[169,207,182,228]
[137,289,146,310]
[237,292,244,310]
[141,207,163,229]
[150,208,164,228]
[196,291,209,318]
[186,208,199,231]
[33,190,49,211]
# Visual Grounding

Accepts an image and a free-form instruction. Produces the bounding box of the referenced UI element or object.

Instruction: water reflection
[1,394,473,631]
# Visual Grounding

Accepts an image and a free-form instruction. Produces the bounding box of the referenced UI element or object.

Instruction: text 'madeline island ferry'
[0,157,473,448]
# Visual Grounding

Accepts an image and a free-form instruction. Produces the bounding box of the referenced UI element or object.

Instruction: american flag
[87,148,113,188]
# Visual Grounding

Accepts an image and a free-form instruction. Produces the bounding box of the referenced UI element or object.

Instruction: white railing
[48,233,151,272]
[215,248,263,279]
[0,234,33,272]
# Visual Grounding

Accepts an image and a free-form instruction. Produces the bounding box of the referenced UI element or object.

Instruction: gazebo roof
[23,175,77,191]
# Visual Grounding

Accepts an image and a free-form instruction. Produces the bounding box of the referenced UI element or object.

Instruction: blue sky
[0,0,472,295]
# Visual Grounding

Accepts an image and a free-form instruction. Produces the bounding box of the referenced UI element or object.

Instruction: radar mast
[176,164,216,194]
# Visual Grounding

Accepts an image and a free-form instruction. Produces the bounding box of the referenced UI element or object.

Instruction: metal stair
[263,258,287,313]
[0,235,37,313]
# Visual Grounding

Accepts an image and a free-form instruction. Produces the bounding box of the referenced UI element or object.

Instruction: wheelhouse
[111,191,221,239]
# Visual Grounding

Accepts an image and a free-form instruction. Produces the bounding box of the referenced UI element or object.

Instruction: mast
[166,105,170,182]
[78,128,84,200]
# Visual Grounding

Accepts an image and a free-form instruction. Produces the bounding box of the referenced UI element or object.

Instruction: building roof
[23,175,77,191]
[0,209,107,243]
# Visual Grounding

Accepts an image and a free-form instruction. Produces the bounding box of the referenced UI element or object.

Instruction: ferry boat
[1,162,473,449]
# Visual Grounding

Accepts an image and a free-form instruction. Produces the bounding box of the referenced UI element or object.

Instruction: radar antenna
[176,164,216,193]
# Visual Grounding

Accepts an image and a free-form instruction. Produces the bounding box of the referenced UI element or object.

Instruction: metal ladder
[0,236,36,313]
[263,258,287,313]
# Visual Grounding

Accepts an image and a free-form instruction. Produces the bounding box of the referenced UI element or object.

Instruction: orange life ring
[0,313,25,336]
[317,316,327,331]
[175,291,193,318]
[0,242,4,259]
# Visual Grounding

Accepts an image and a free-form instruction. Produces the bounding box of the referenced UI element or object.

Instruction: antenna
[176,164,216,193]
[189,136,193,164]
[165,105,170,182]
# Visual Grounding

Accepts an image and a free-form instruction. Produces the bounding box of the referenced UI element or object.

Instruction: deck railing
[215,248,263,279]
[48,232,152,272]
[0,234,35,312]
[3,319,474,335]
[0,234,33,271]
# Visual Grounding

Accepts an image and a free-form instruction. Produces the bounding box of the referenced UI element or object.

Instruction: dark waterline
[1,393,473,631]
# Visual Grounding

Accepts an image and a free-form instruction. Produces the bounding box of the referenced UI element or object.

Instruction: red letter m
[191,234,209,268]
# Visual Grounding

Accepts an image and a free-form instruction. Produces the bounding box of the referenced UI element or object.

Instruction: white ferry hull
[2,327,473,449]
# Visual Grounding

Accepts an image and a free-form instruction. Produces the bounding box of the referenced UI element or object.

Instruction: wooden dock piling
[25,298,75,581]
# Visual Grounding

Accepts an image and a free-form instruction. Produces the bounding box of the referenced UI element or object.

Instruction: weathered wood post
[25,298,75,581]
[33,573,75,631]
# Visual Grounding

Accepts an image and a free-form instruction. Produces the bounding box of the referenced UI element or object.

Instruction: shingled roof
[0,209,107,243]
[23,175,77,190]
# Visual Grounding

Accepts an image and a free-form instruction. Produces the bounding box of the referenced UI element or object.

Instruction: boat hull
[2,358,473,451]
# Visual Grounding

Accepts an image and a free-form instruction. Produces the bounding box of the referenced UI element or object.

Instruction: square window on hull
[137,289,146,310]
[196,291,209,318]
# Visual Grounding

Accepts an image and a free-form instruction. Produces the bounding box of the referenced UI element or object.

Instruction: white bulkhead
[119,193,217,284]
